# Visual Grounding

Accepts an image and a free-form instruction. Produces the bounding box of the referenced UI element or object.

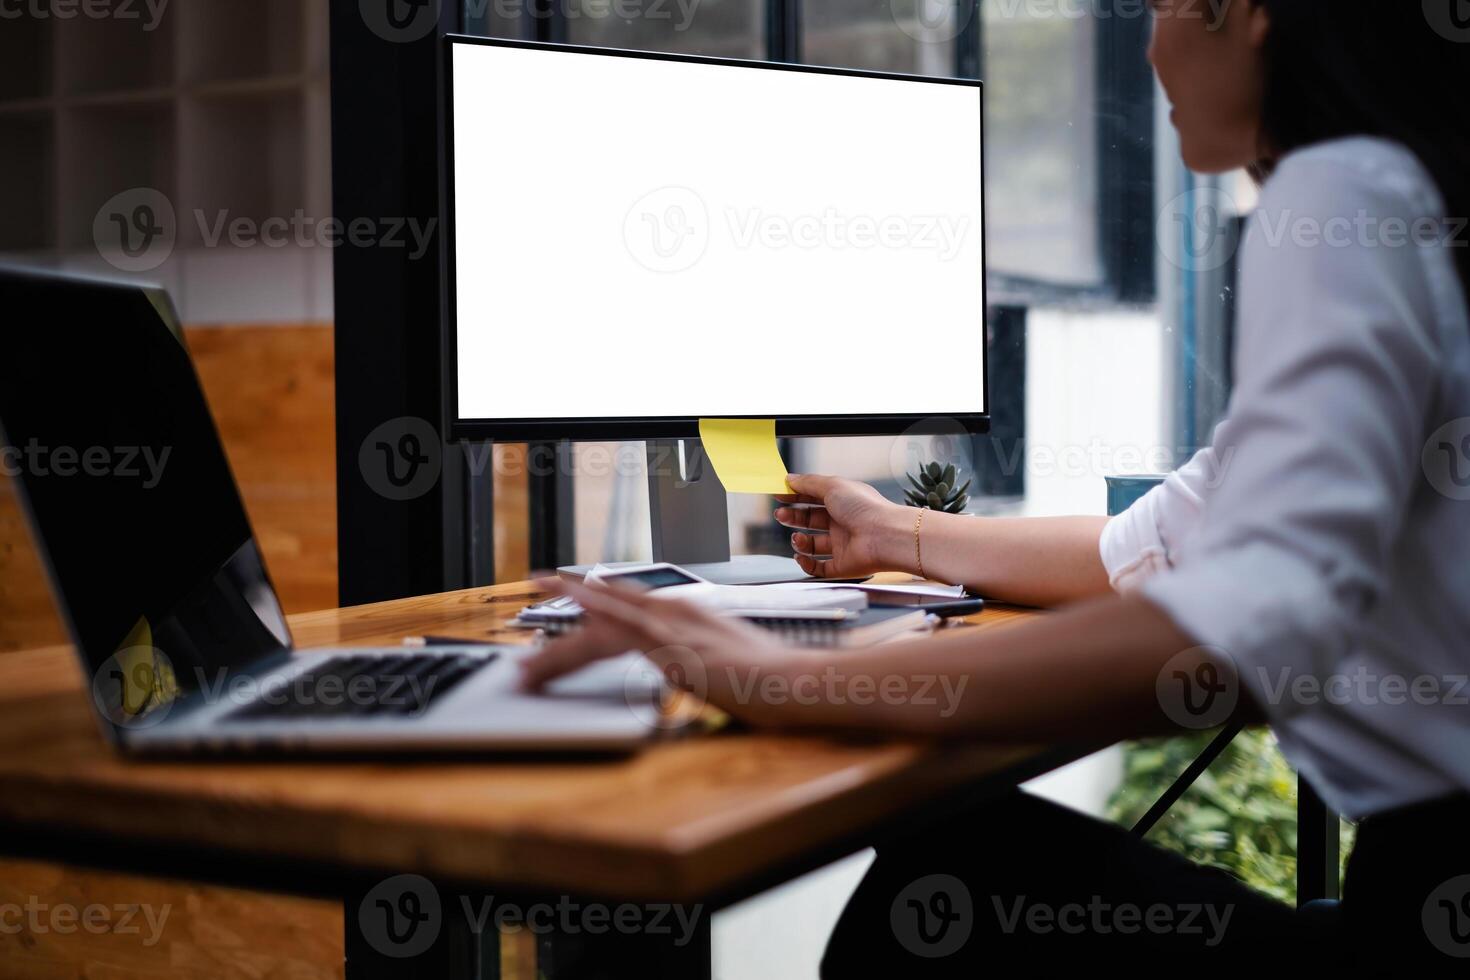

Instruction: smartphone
[586,563,707,591]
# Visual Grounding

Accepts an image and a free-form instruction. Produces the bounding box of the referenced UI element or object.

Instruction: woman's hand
[775,474,913,579]
[779,474,1114,604]
[518,578,812,725]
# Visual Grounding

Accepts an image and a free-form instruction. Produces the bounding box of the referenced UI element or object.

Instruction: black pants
[821,790,1470,975]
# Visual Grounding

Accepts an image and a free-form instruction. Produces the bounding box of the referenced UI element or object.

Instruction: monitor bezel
[442,34,989,442]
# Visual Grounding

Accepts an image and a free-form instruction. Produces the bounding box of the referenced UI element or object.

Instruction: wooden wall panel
[0,479,63,653]
[0,325,344,978]
[186,325,338,617]
[0,857,343,979]
[0,324,338,654]
[493,443,531,584]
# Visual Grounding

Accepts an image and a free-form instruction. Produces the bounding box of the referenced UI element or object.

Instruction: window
[463,0,1227,569]
[804,0,960,74]
[983,6,1103,286]
[564,0,763,56]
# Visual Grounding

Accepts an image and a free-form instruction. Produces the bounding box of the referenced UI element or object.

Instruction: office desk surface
[0,579,1054,903]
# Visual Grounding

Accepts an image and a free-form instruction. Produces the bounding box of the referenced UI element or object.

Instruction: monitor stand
[558,438,810,585]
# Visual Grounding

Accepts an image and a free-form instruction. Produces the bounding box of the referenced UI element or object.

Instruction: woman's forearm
[759,593,1235,740]
[894,511,1113,607]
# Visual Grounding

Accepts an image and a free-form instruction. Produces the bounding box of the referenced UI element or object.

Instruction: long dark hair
[1250,0,1470,303]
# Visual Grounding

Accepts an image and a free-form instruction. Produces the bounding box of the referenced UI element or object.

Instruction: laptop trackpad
[538,651,662,702]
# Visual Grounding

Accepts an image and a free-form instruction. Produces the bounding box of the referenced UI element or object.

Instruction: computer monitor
[444,37,987,582]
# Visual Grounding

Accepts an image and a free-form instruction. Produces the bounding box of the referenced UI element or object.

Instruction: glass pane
[462,0,524,38]
[804,0,965,74]
[981,2,1102,286]
[564,0,764,58]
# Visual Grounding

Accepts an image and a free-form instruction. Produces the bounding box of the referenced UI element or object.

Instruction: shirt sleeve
[1139,154,1442,719]
[1098,447,1218,593]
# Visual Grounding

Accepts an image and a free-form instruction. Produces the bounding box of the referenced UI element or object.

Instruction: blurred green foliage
[1107,729,1354,904]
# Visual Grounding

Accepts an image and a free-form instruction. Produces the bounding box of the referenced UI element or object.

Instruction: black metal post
[954,0,981,80]
[974,305,1025,497]
[1095,0,1156,304]
[1297,778,1341,903]
[766,0,801,63]
[345,881,498,979]
[527,440,577,571]
[1131,722,1244,838]
[330,0,471,604]
[541,915,713,980]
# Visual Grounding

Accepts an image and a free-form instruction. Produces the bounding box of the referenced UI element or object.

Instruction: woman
[523,0,1470,969]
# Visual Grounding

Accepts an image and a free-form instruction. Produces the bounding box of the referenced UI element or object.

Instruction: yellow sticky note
[698,418,791,494]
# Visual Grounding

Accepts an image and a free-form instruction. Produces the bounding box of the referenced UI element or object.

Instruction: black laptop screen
[0,270,291,714]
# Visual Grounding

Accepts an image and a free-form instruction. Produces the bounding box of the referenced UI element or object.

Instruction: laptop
[0,267,666,754]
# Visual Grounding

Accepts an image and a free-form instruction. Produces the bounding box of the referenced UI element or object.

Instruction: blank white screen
[452,42,985,420]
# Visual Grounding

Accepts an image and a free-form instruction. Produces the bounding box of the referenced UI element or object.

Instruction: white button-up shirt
[1100,137,1470,820]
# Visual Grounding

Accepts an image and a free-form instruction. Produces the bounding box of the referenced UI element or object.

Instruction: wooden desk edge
[0,583,1065,903]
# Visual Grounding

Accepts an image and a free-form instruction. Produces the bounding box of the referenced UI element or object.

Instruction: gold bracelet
[914,508,926,580]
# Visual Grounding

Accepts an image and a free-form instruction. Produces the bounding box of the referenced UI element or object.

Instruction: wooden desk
[0,580,1070,978]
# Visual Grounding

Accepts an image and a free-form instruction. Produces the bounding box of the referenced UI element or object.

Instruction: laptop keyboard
[225,652,496,721]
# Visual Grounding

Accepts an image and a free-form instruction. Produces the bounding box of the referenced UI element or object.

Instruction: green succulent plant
[904,461,971,514]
